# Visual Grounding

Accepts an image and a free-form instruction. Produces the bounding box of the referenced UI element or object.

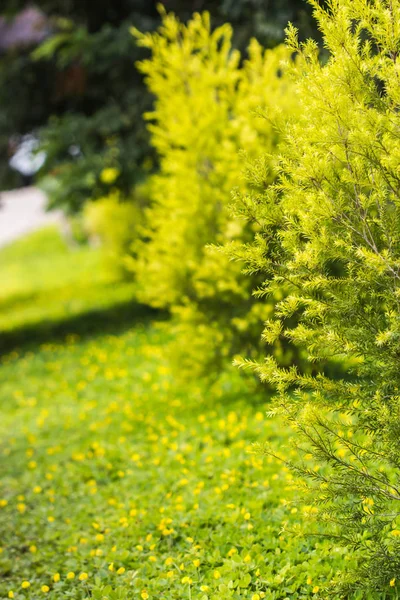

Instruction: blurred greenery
[0,0,324,211]
[0,226,156,353]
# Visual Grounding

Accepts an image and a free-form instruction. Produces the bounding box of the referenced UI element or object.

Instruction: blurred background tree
[0,0,322,213]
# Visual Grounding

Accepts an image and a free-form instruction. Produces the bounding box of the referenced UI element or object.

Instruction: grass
[0,227,145,353]
[0,227,353,599]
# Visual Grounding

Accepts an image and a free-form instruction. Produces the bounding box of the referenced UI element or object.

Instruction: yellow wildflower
[244,554,251,563]
[213,570,221,579]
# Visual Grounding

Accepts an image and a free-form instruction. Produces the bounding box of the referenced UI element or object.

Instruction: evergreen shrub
[231,0,400,593]
[132,11,299,380]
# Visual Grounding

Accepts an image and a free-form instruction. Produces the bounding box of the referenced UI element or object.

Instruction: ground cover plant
[0,228,352,599]
[228,0,400,595]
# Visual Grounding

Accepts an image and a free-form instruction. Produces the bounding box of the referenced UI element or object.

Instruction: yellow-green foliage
[132,11,297,378]
[83,187,148,276]
[232,0,400,594]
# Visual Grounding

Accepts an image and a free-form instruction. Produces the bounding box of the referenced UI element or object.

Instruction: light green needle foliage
[131,10,297,380]
[230,0,400,595]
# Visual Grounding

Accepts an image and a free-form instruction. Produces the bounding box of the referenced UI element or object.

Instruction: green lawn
[0,228,351,599]
[0,227,140,352]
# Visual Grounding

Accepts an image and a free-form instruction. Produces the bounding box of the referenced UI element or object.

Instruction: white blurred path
[0,187,63,247]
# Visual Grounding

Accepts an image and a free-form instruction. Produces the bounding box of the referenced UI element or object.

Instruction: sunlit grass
[0,227,138,336]
[0,228,351,599]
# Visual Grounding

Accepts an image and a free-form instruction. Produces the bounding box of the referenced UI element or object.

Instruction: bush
[83,185,149,276]
[132,11,299,380]
[231,0,400,594]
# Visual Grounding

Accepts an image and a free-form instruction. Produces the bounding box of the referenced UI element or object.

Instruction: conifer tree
[231,0,400,593]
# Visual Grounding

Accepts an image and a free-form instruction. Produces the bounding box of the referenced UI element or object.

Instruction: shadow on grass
[0,300,164,356]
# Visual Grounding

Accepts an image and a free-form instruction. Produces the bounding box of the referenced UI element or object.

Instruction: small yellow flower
[243,554,251,563]
[29,545,37,553]
[165,557,173,566]
[390,578,396,587]
[53,573,60,582]
[79,572,88,581]
[181,576,192,584]
[213,570,221,579]
[141,591,149,600]
[193,559,200,568]
[0,499,8,507]
[41,585,50,593]
[312,586,320,594]
[200,586,209,592]
[8,592,14,598]
[21,581,30,589]
[108,563,114,571]
[66,572,75,579]
[252,595,260,600]
[117,567,125,575]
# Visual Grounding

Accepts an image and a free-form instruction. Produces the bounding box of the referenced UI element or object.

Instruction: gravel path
[0,187,63,247]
